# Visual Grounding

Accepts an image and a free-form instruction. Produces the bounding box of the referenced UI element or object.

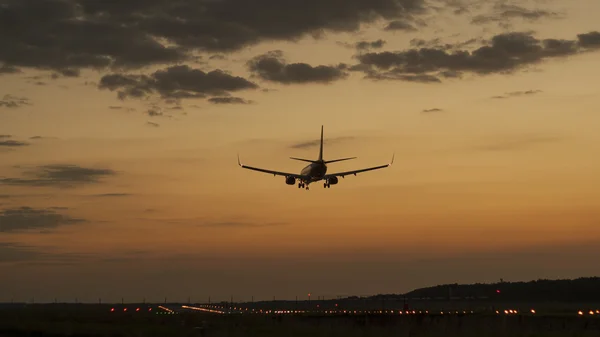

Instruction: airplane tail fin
[290,157,318,163]
[324,157,357,164]
[318,125,324,161]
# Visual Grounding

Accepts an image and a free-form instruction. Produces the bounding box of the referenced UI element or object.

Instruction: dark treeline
[366,277,600,302]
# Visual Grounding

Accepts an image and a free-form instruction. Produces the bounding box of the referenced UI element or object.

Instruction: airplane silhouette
[238,126,394,190]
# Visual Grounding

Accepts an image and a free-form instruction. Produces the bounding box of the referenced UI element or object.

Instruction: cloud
[0,164,116,188]
[146,108,164,117]
[384,20,418,31]
[291,136,356,149]
[0,95,30,108]
[146,121,160,128]
[352,31,600,83]
[0,0,427,73]
[108,106,136,112]
[208,97,253,105]
[29,136,58,140]
[355,39,387,50]
[578,31,600,48]
[0,135,11,139]
[471,3,562,26]
[492,89,542,99]
[0,206,86,233]
[0,140,29,147]
[247,50,348,84]
[422,108,443,113]
[410,37,482,51]
[0,64,21,74]
[99,65,258,101]
[90,193,133,197]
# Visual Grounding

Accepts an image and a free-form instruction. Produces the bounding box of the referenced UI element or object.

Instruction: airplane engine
[328,176,338,185]
[285,176,296,185]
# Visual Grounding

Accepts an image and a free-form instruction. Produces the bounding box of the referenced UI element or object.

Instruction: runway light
[136,308,140,312]
[578,311,584,315]
[531,309,536,314]
[110,308,114,312]
[589,311,594,315]
[124,308,127,312]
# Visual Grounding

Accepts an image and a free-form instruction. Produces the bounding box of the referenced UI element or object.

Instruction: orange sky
[1,0,600,302]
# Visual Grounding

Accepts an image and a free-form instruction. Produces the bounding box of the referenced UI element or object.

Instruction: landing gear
[299,182,307,189]
[323,182,331,188]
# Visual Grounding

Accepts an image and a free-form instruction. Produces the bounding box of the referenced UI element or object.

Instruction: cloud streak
[0,206,86,233]
[471,3,563,26]
[0,140,29,147]
[208,97,253,105]
[492,89,542,99]
[0,164,116,188]
[290,136,356,149]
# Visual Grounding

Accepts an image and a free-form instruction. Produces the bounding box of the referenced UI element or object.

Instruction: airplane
[238,126,394,190]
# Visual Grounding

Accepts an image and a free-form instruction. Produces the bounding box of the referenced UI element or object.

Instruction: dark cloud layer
[248,50,348,84]
[0,206,85,233]
[0,164,116,188]
[99,65,258,101]
[0,0,427,74]
[353,31,600,83]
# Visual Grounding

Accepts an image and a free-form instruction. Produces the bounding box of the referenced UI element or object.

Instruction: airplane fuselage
[301,160,327,183]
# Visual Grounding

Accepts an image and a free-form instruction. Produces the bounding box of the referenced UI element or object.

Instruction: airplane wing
[324,153,394,179]
[238,154,305,179]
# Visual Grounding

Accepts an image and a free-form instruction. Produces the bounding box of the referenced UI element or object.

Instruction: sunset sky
[1,0,600,303]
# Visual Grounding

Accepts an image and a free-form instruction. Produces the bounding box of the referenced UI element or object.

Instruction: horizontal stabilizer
[324,157,357,164]
[290,157,317,163]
